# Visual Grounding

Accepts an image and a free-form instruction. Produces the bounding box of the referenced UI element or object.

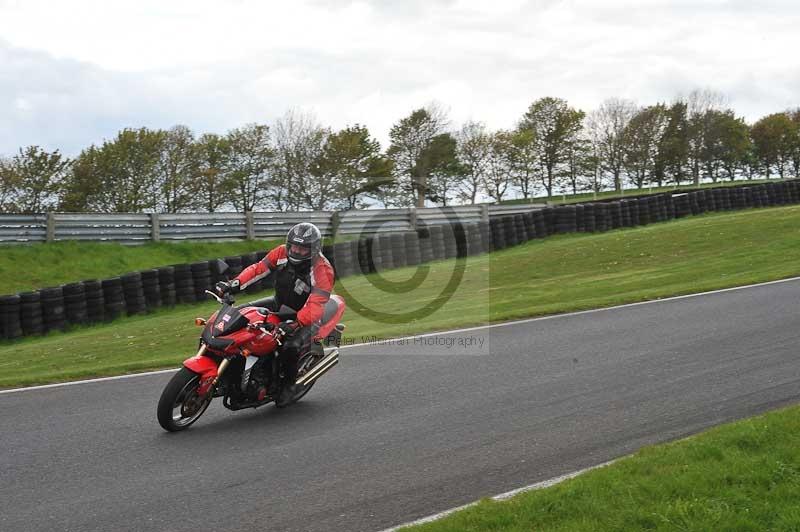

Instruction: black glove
[277,321,299,337]
[215,279,240,296]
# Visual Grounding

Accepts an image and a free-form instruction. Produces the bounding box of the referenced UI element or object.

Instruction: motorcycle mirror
[215,259,229,275]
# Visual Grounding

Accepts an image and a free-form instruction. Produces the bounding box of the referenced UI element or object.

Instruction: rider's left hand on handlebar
[215,279,240,296]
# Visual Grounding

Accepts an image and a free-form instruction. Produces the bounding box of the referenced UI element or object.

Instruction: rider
[215,222,334,407]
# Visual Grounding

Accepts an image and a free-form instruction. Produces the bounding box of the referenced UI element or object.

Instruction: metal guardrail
[0,215,47,243]
[0,203,546,244]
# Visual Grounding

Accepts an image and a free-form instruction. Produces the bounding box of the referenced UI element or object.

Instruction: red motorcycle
[157,272,345,432]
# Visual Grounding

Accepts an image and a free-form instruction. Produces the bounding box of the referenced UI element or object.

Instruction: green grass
[2,205,800,388]
[0,239,282,294]
[402,403,800,531]
[501,177,790,206]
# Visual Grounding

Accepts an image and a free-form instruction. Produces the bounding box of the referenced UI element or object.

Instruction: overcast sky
[1,0,798,156]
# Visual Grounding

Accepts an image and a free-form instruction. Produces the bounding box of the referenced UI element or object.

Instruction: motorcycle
[157,262,346,432]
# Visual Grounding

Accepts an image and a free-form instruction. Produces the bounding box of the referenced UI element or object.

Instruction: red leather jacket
[235,245,335,326]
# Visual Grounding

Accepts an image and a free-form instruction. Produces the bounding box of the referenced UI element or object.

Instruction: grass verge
[401,403,800,531]
[0,239,282,294]
[2,205,800,388]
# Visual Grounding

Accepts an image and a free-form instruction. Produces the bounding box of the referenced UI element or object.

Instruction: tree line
[1,90,799,213]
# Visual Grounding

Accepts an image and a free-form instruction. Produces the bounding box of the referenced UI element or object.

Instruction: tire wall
[2,179,798,341]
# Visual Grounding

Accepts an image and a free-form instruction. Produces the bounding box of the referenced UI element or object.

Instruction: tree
[157,125,199,213]
[454,121,492,204]
[561,134,594,195]
[584,140,604,193]
[655,101,690,186]
[0,156,21,212]
[622,104,668,188]
[272,110,329,211]
[100,128,165,212]
[751,113,796,179]
[787,108,800,178]
[481,131,513,202]
[586,98,637,192]
[4,146,70,213]
[387,104,449,207]
[63,128,168,212]
[684,89,728,185]
[414,133,463,206]
[226,123,274,212]
[518,97,584,197]
[195,133,233,213]
[700,110,751,182]
[313,124,393,210]
[59,145,105,212]
[506,128,539,199]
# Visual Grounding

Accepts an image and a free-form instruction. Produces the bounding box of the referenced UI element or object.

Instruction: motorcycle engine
[245,368,269,402]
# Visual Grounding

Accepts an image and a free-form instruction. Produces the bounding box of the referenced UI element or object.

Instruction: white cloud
[0,0,799,156]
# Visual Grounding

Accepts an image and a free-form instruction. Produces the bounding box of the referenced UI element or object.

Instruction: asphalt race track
[2,279,800,532]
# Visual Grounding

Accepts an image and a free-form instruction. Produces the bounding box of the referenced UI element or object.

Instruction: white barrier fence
[0,204,545,244]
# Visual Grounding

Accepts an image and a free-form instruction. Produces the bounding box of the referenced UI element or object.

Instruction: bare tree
[273,109,330,211]
[586,98,637,192]
[454,120,491,204]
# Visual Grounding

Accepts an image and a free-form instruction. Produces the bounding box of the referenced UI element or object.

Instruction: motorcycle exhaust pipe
[295,348,339,387]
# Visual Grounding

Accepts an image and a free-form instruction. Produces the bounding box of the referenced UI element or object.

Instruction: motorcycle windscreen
[208,305,249,337]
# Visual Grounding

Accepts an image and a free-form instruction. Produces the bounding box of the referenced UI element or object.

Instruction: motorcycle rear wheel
[157,367,213,432]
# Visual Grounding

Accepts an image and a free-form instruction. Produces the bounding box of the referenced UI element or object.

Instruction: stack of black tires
[19,292,43,336]
[173,264,195,304]
[190,262,213,300]
[141,270,161,309]
[332,241,355,278]
[0,295,22,340]
[39,287,66,333]
[102,278,125,321]
[122,272,146,315]
[158,267,177,307]
[416,228,435,263]
[85,280,105,322]
[63,282,88,326]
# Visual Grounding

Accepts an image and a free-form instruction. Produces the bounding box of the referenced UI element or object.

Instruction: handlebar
[205,289,235,306]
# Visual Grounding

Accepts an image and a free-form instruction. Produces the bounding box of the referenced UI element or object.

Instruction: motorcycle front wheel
[157,367,213,432]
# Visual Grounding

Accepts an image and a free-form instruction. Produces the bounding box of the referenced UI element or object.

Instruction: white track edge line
[376,460,616,532]
[2,275,798,396]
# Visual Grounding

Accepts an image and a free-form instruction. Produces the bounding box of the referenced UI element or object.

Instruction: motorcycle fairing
[184,352,219,378]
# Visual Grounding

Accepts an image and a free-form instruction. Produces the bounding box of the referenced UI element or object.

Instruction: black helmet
[286,222,322,265]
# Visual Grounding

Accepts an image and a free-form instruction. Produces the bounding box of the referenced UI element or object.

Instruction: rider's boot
[276,380,299,408]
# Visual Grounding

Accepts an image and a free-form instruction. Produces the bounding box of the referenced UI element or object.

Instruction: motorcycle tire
[157,367,213,432]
